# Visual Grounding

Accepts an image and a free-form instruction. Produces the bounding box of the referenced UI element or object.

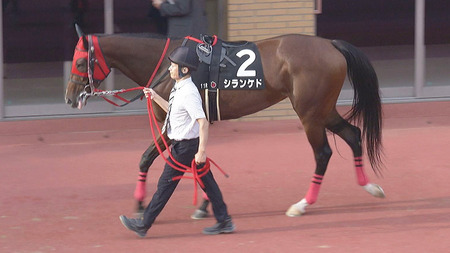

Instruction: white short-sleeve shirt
[167,77,206,141]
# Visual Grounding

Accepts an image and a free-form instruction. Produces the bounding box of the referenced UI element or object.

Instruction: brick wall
[226,0,317,121]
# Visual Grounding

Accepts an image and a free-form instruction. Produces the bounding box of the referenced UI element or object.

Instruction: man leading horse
[119,46,236,237]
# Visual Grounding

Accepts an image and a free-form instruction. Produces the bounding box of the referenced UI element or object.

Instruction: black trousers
[142,138,229,228]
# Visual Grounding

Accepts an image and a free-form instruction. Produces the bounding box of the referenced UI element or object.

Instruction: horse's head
[65,26,111,109]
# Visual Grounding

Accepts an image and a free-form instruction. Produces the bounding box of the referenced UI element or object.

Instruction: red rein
[145,94,228,205]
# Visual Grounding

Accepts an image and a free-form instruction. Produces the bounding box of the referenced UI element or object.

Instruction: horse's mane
[96,33,169,40]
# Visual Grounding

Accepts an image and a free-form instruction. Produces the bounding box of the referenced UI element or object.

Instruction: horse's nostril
[66,98,72,104]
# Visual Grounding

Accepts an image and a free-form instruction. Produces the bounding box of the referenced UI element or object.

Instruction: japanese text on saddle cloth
[185,35,265,123]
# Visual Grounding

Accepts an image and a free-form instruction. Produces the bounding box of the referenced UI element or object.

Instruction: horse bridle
[71,35,172,108]
[70,35,111,106]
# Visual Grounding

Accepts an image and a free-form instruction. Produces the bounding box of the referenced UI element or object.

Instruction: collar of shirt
[173,76,193,90]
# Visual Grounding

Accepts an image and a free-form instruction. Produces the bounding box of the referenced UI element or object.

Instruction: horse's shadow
[145,196,450,240]
[228,196,450,218]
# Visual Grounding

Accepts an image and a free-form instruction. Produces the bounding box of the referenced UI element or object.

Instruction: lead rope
[145,93,228,205]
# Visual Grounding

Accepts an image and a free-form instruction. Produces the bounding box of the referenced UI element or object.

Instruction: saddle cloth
[188,35,265,90]
[184,35,265,122]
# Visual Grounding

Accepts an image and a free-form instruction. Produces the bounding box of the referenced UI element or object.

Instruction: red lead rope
[145,38,171,88]
[145,94,228,205]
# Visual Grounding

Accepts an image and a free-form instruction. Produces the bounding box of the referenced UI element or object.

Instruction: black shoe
[202,217,235,235]
[119,215,148,238]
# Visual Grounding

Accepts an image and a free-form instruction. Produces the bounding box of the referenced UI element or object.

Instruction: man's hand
[152,0,164,9]
[143,88,169,112]
[195,151,207,165]
[143,88,156,99]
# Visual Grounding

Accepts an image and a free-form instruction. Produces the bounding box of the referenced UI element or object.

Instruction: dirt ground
[1,101,450,253]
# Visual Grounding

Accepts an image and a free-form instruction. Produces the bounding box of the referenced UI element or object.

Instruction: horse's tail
[331,39,383,174]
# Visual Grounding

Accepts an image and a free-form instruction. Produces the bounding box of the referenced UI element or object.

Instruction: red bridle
[71,35,111,85]
[70,35,111,107]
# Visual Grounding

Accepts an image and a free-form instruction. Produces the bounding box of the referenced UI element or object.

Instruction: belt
[171,137,199,143]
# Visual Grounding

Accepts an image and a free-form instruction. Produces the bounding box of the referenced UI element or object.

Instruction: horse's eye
[76,58,87,72]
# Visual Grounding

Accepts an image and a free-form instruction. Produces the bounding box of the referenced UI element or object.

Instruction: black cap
[168,46,199,71]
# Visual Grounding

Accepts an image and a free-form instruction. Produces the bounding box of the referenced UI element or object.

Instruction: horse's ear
[75,23,84,38]
[75,23,88,50]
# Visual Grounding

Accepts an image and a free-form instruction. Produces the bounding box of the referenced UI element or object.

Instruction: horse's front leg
[134,134,171,214]
[286,127,332,217]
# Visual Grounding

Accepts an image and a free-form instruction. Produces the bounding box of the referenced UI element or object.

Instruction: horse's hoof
[286,205,304,217]
[363,183,386,198]
[285,199,308,217]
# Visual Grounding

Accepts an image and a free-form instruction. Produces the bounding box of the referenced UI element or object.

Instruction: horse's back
[257,34,346,76]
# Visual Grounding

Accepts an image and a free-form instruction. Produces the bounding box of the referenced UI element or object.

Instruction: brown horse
[65,31,385,217]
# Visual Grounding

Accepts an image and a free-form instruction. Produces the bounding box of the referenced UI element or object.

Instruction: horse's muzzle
[65,96,84,109]
[66,98,74,107]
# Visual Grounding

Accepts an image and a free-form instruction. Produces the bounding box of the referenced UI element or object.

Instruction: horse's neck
[100,35,167,86]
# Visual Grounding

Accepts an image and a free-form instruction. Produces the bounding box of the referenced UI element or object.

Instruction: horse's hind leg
[286,123,332,217]
[326,112,385,198]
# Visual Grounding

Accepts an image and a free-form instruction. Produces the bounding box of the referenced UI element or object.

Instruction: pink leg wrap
[355,156,369,186]
[305,174,323,205]
[133,172,147,202]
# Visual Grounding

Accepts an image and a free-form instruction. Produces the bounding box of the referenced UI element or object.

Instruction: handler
[119,46,235,237]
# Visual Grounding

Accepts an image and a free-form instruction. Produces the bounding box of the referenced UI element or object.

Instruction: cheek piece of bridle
[71,35,111,106]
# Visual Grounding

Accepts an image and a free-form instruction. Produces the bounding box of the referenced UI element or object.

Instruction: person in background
[151,0,208,38]
[147,3,167,35]
[70,0,88,28]
[119,46,235,237]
